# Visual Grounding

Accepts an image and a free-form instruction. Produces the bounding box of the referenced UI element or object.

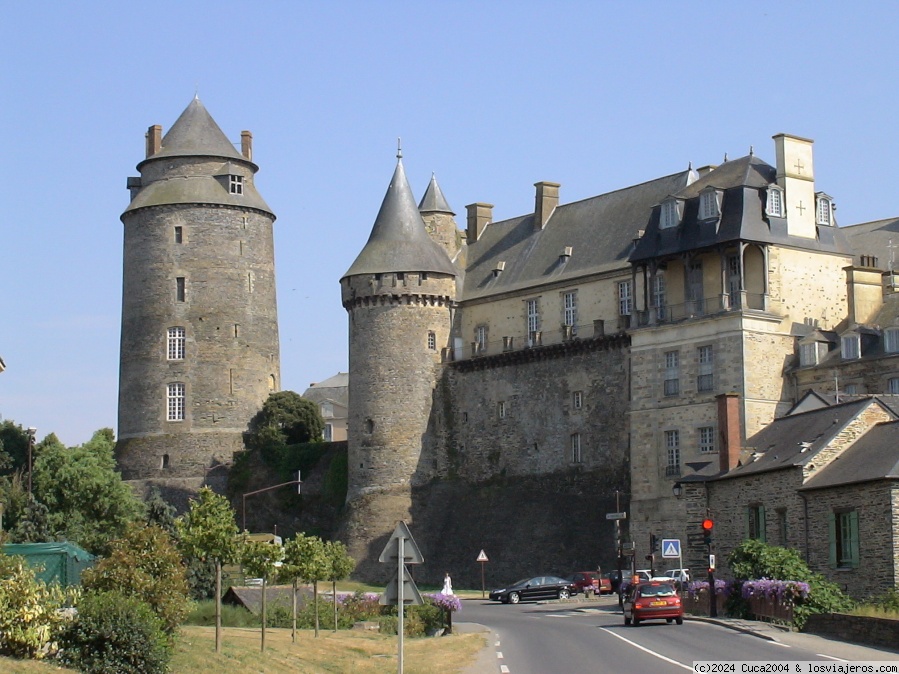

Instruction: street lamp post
[26,427,36,499]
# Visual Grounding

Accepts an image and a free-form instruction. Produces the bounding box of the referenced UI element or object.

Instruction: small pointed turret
[419,173,454,215]
[342,156,456,279]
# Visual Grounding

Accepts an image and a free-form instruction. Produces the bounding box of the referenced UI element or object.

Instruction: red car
[623,580,683,626]
[568,571,612,596]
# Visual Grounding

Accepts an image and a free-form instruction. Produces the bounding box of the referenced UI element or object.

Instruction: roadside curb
[687,615,789,641]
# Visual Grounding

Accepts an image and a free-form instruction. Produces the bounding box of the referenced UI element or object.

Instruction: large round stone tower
[116,97,280,497]
[340,150,457,573]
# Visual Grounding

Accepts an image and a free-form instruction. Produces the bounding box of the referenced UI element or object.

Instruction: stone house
[303,372,348,442]
[688,393,899,598]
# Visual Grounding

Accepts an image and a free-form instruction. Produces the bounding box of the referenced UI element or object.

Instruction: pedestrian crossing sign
[661,539,681,558]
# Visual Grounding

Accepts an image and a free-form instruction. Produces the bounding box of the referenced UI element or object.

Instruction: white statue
[442,572,453,595]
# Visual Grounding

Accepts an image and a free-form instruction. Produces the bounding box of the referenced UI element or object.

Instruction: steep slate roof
[801,419,899,489]
[630,154,853,263]
[419,174,454,214]
[343,157,457,279]
[840,216,899,269]
[124,98,272,216]
[715,398,891,480]
[141,97,246,164]
[303,372,348,408]
[462,170,694,302]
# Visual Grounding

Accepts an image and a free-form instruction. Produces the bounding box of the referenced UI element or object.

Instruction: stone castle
[116,99,899,587]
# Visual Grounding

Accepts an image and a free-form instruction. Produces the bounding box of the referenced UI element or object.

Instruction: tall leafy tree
[324,540,355,632]
[31,429,144,554]
[176,487,241,653]
[241,540,283,652]
[281,533,329,638]
[0,421,30,475]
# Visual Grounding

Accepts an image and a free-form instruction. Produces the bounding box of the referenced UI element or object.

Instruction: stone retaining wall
[803,613,899,651]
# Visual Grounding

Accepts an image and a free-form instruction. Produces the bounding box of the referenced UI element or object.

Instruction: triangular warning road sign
[380,565,424,606]
[378,521,424,565]
[476,549,488,562]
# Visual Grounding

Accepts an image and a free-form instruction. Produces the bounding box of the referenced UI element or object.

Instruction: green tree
[81,523,189,636]
[241,539,284,652]
[324,540,355,632]
[11,496,52,543]
[281,533,330,638]
[31,429,144,554]
[246,391,325,455]
[0,421,30,475]
[176,487,241,653]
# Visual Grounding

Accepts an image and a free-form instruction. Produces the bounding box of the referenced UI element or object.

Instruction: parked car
[568,571,612,596]
[489,576,578,604]
[623,580,684,626]
[664,568,691,583]
[603,570,622,594]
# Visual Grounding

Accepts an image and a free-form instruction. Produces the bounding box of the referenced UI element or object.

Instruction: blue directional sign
[661,538,681,558]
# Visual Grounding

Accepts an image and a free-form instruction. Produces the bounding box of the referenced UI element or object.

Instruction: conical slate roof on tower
[124,97,272,215]
[342,154,457,279]
[141,96,246,163]
[418,173,455,215]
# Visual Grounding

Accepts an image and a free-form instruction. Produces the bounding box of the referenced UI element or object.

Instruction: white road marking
[817,654,847,661]
[496,651,504,659]
[768,641,790,647]
[599,627,693,671]
[500,666,510,673]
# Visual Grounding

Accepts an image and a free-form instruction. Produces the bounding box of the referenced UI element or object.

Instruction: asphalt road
[457,595,899,674]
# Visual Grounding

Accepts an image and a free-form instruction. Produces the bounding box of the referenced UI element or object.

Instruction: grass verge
[1,625,487,674]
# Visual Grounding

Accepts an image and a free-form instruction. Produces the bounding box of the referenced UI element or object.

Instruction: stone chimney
[773,133,816,239]
[241,130,253,160]
[716,392,741,473]
[847,265,884,325]
[534,181,560,230]
[145,125,162,158]
[466,202,493,244]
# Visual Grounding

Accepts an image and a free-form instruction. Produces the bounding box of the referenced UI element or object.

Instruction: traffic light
[650,533,659,553]
[702,518,714,545]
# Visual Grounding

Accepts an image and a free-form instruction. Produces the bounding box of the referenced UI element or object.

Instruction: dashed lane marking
[599,627,693,671]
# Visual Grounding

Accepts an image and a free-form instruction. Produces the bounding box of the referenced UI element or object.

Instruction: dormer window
[816,193,833,225]
[698,189,720,220]
[230,175,244,195]
[766,185,785,218]
[885,327,899,353]
[799,342,819,367]
[841,333,860,360]
[660,199,682,229]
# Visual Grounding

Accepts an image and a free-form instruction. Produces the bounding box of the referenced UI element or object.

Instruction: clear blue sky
[3,2,899,446]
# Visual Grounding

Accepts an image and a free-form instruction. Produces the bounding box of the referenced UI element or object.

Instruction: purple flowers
[741,579,809,605]
[426,593,462,613]
[685,579,731,599]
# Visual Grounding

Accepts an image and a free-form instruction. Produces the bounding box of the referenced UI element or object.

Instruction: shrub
[866,586,899,614]
[82,523,189,634]
[726,539,854,628]
[59,590,170,674]
[377,598,449,637]
[0,554,75,659]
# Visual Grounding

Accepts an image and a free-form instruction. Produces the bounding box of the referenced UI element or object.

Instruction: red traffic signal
[701,518,713,545]
[701,518,714,531]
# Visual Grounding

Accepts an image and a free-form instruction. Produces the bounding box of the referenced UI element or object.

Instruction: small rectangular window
[176,277,186,302]
[324,424,333,442]
[817,197,832,225]
[498,401,506,419]
[570,433,582,464]
[830,510,858,569]
[888,378,899,395]
[653,275,666,319]
[776,508,788,546]
[230,175,244,195]
[563,291,578,328]
[664,350,679,396]
[885,328,899,353]
[841,335,860,360]
[167,327,185,360]
[427,331,436,350]
[618,281,632,316]
[747,504,766,542]
[573,390,583,409]
[174,226,183,243]
[800,342,819,367]
[665,430,680,476]
[698,426,715,453]
[697,345,714,392]
[167,383,185,421]
[660,200,680,229]
[699,190,719,220]
[475,325,488,353]
[767,187,784,218]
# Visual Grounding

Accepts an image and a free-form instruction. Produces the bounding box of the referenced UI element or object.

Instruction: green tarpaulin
[2,542,95,587]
